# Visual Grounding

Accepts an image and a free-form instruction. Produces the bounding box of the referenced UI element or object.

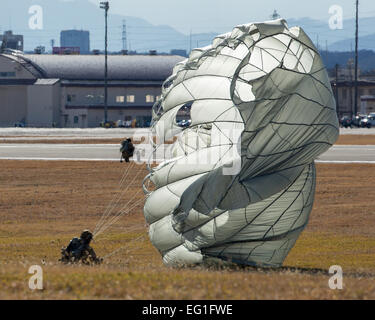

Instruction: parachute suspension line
[142,137,164,194]
[142,173,153,195]
[116,225,148,239]
[93,160,136,235]
[95,191,144,237]
[93,224,146,242]
[94,196,143,238]
[93,161,135,234]
[94,167,145,237]
[96,186,144,235]
[118,160,135,186]
[94,196,145,238]
[101,234,147,260]
[146,137,163,173]
[100,167,145,224]
[111,186,144,220]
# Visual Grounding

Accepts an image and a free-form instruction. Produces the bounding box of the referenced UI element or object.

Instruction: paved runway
[0,144,123,161]
[1,127,375,138]
[0,144,374,163]
[316,145,375,163]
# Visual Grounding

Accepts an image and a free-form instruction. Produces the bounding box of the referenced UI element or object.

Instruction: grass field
[1,160,375,299]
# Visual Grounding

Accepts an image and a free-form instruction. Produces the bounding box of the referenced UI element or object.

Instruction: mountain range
[1,0,374,54]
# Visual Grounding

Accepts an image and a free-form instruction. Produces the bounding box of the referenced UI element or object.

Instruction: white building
[0,52,184,127]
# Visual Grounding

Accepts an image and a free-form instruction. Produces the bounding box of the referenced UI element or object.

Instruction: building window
[127,95,135,103]
[74,116,79,124]
[146,95,155,103]
[0,72,16,77]
[156,95,161,101]
[116,96,125,103]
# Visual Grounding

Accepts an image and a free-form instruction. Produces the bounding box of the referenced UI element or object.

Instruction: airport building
[0,52,184,127]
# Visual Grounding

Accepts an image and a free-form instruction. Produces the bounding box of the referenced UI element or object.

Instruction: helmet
[80,230,93,241]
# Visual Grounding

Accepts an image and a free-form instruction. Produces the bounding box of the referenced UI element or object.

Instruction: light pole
[100,1,109,125]
[335,64,340,118]
[354,0,359,116]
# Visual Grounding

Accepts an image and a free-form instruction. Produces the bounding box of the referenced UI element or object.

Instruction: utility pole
[100,1,109,125]
[354,0,359,116]
[348,59,354,117]
[122,19,127,51]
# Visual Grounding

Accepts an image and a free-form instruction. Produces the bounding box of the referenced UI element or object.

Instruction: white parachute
[143,19,339,267]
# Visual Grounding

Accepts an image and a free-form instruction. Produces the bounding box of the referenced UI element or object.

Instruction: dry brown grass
[1,134,374,145]
[0,160,375,299]
[335,135,375,145]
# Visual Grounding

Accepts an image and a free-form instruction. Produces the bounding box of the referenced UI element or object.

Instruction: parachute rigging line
[93,160,136,235]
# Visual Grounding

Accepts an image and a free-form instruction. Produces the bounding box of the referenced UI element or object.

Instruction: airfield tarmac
[0,127,374,137]
[0,143,375,162]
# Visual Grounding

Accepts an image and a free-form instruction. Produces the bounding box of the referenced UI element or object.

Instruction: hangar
[0,52,184,127]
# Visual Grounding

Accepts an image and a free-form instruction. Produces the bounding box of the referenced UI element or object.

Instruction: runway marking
[1,144,374,163]
[0,157,121,161]
[0,144,119,148]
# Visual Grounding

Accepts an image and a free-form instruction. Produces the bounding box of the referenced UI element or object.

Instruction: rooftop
[2,53,185,81]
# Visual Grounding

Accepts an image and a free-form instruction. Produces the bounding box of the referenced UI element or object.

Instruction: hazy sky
[88,0,375,33]
[2,0,374,51]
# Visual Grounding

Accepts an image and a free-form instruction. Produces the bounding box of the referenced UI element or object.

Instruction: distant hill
[0,0,189,53]
[329,34,375,52]
[1,0,375,53]
[320,50,375,72]
[287,16,375,52]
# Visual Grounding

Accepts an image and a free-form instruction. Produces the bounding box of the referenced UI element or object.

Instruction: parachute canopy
[143,19,339,267]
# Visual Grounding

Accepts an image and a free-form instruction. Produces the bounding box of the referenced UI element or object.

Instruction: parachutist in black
[60,230,102,265]
[120,138,135,163]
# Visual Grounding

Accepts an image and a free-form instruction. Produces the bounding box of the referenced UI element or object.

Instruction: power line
[100,1,109,124]
[122,19,127,51]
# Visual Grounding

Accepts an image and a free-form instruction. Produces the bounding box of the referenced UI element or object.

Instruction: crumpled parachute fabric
[143,19,339,267]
